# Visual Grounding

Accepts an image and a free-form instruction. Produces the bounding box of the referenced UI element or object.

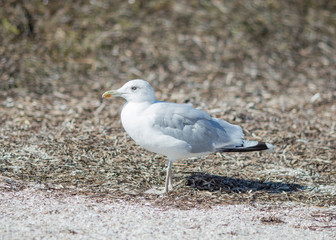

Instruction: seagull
[102,79,274,194]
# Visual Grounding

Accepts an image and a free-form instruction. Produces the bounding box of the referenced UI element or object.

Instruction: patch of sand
[1,189,335,239]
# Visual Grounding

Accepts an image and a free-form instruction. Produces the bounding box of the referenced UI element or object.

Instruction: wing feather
[146,102,243,153]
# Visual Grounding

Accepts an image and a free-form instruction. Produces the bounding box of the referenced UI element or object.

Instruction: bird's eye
[131,86,137,91]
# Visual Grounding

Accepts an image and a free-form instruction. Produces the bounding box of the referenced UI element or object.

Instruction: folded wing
[146,102,244,154]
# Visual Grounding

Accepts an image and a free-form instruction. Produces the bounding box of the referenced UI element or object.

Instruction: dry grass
[1,0,335,208]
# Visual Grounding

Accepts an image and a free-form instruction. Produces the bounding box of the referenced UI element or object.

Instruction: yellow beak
[102,90,119,98]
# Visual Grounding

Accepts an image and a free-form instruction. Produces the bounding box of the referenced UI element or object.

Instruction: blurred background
[1,0,335,95]
[0,0,335,204]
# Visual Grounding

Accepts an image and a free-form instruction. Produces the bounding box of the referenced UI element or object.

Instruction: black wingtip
[217,141,270,152]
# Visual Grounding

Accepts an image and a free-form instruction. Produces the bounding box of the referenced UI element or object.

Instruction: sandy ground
[1,189,335,240]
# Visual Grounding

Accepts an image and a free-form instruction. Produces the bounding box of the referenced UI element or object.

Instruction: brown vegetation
[1,0,335,208]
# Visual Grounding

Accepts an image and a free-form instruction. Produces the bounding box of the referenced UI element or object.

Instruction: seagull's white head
[102,79,156,103]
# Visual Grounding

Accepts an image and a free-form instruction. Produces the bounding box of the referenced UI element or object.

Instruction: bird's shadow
[185,173,305,193]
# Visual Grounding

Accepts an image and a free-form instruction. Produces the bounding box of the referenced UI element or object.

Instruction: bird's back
[143,102,244,154]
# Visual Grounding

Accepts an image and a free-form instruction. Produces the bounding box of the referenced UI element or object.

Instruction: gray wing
[147,102,244,153]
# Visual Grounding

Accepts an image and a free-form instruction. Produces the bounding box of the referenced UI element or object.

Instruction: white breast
[120,102,194,160]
